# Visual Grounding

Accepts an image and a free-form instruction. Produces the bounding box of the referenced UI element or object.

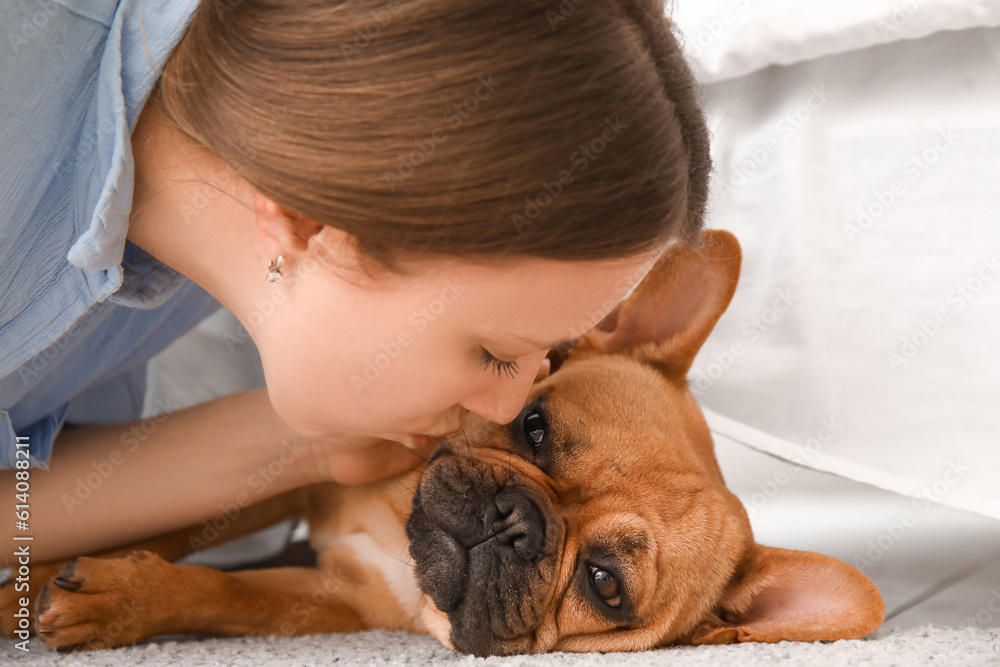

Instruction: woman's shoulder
[1,0,200,257]
[0,0,201,379]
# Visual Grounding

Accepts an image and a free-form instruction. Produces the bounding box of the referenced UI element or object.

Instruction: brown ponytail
[155,0,712,279]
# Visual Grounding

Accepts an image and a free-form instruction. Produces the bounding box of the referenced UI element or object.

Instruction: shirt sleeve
[0,403,69,471]
[63,362,146,427]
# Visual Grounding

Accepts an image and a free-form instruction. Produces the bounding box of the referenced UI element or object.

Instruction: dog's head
[406,230,884,656]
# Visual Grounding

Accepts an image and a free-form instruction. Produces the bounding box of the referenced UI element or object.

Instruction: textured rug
[2,625,998,666]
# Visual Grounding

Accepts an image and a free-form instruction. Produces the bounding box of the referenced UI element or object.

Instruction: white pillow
[669,0,1000,83]
[687,23,1000,520]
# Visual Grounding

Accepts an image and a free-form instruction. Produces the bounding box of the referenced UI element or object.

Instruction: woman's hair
[155,0,711,280]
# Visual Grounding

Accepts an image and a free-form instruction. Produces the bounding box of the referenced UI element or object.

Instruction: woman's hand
[297,434,439,485]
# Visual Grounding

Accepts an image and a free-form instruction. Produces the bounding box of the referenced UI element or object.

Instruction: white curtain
[672,0,1000,519]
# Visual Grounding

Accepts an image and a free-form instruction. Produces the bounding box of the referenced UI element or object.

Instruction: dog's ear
[574,229,742,376]
[685,544,885,645]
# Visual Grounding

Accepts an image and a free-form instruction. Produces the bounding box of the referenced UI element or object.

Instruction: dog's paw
[35,550,159,652]
[0,560,67,638]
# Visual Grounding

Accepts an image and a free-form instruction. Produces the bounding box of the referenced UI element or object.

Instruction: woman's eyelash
[480,348,520,379]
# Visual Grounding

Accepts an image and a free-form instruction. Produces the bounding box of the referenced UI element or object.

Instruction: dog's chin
[405,499,467,613]
[415,596,538,657]
[418,602,456,651]
[405,455,558,656]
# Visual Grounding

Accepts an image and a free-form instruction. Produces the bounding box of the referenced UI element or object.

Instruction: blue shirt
[0,0,221,469]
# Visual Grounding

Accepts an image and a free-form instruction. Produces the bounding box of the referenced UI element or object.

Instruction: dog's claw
[53,577,81,591]
[58,558,79,579]
[56,643,82,654]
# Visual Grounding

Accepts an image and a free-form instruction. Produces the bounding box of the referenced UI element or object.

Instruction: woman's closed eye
[480,347,520,379]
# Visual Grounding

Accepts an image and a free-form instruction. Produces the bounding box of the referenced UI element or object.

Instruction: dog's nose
[491,491,545,561]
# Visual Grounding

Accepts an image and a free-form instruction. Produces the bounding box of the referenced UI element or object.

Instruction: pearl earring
[265,255,284,283]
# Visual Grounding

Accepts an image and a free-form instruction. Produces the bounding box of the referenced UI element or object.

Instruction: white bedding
[671,0,1000,83]
[671,2,1000,518]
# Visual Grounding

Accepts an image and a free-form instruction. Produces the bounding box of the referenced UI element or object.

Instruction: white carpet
[2,626,998,666]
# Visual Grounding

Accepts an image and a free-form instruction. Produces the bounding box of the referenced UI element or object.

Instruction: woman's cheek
[256,344,328,435]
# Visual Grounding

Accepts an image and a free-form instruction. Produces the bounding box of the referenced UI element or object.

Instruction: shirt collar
[65,0,200,308]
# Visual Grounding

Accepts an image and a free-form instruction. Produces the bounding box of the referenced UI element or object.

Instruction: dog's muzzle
[406,454,555,656]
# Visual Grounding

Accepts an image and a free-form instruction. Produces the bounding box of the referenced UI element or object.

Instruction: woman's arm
[0,388,431,566]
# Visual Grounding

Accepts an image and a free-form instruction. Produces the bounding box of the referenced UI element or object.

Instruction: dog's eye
[589,566,621,608]
[523,410,546,449]
[511,402,552,465]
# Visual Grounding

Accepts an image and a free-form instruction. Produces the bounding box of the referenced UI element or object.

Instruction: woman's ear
[254,191,325,257]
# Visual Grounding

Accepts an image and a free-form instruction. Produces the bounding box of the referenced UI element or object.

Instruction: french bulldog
[1,229,884,655]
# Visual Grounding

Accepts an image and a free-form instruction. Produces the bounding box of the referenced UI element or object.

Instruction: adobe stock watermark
[7,0,62,55]
[964,588,1000,628]
[223,235,361,353]
[743,415,844,519]
[511,116,629,234]
[715,85,833,201]
[77,600,142,651]
[877,0,928,39]
[340,0,404,61]
[24,105,118,200]
[60,396,183,515]
[545,0,590,30]
[564,257,661,342]
[383,74,501,191]
[851,459,970,571]
[223,290,287,353]
[887,255,998,370]
[16,304,108,388]
[277,565,349,636]
[689,287,798,396]
[179,106,292,223]
[843,126,958,243]
[349,279,467,394]
[210,0,245,20]
[188,437,311,553]
[680,0,752,60]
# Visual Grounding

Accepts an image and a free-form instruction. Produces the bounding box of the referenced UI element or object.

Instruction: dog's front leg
[35,549,366,652]
[3,484,310,640]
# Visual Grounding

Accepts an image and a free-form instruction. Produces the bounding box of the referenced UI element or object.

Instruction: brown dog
[1,230,884,655]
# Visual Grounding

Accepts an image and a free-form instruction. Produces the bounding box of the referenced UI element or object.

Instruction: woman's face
[253,237,664,446]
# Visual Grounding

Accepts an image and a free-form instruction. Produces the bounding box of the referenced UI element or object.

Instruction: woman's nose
[460,356,547,424]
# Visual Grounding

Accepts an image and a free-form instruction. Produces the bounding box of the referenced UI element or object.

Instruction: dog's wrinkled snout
[492,490,545,561]
[415,458,547,558]
[408,456,557,655]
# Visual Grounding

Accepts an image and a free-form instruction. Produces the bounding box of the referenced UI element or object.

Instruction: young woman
[0,0,711,567]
